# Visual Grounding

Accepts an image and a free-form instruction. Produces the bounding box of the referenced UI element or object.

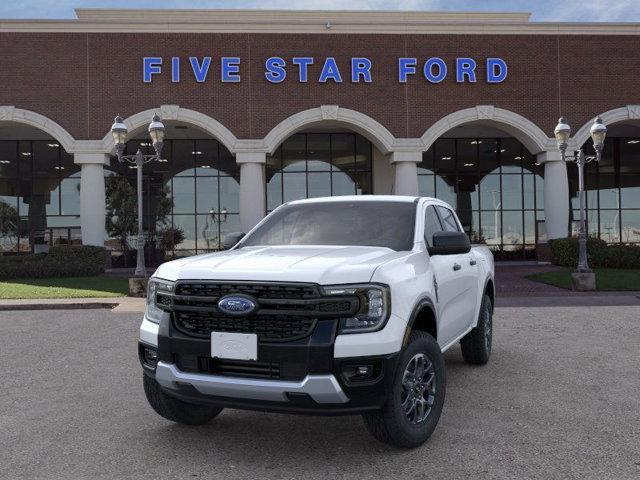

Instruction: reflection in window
[266,133,372,211]
[419,137,543,259]
[571,136,640,244]
[106,138,239,266]
[0,140,80,253]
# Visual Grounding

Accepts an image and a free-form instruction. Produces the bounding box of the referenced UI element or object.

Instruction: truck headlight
[322,284,390,334]
[145,278,174,324]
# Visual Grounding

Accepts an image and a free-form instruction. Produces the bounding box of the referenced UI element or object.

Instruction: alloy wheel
[400,353,436,424]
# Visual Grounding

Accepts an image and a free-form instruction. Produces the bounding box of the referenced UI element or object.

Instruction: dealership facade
[0,9,639,263]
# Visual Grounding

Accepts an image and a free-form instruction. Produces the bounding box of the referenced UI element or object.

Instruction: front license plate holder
[211,332,258,361]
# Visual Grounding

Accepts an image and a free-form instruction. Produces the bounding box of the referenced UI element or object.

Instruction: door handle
[469,259,477,266]
[453,263,461,271]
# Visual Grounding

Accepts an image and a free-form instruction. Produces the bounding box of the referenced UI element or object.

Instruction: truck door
[426,205,478,346]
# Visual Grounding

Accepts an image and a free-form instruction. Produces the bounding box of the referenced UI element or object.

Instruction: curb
[0,302,119,311]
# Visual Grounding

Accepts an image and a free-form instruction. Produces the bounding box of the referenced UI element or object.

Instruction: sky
[0,0,639,22]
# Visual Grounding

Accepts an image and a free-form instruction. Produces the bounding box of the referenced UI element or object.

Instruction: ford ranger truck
[139,196,495,448]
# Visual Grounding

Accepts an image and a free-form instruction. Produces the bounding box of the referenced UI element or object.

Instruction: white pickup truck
[139,196,494,448]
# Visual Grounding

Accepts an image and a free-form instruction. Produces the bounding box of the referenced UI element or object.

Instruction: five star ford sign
[142,56,508,84]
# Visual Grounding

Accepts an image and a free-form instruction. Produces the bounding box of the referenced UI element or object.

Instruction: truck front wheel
[143,375,223,425]
[362,331,446,448]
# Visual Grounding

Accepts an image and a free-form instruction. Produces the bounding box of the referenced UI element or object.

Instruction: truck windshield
[240,201,416,251]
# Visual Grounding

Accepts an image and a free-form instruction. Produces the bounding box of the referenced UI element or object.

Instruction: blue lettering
[143,57,162,83]
[456,58,477,83]
[292,57,314,82]
[221,57,241,82]
[189,57,211,82]
[487,58,508,83]
[398,58,417,83]
[351,58,372,83]
[424,57,447,83]
[319,57,342,83]
[265,57,287,83]
[171,57,180,83]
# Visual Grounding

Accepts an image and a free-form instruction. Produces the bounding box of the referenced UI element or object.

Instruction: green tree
[0,200,19,251]
[105,176,172,251]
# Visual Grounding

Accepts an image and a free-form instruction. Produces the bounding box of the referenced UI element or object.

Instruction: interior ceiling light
[441,156,452,160]
[628,140,640,144]
[47,143,59,148]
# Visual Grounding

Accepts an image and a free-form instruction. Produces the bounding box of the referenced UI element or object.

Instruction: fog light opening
[342,362,382,384]
[142,346,158,368]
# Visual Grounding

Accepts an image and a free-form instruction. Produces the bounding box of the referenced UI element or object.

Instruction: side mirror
[222,232,245,250]
[428,231,471,256]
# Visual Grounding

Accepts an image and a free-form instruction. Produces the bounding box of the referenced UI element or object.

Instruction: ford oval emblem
[217,295,257,316]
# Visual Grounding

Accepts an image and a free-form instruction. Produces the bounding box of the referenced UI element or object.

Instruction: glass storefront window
[0,140,81,253]
[106,138,240,265]
[571,136,640,244]
[266,133,373,211]
[419,137,542,259]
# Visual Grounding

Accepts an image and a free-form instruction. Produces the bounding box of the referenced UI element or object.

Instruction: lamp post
[111,114,165,278]
[553,116,607,289]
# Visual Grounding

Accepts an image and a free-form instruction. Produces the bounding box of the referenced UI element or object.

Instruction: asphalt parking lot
[1,306,639,480]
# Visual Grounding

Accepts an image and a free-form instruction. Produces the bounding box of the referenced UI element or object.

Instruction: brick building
[0,9,638,263]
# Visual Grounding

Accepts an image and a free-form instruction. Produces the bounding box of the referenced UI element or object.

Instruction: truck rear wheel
[460,293,493,365]
[143,375,223,425]
[362,331,446,448]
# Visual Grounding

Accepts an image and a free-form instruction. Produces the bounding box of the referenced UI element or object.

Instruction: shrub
[549,237,640,269]
[596,245,640,269]
[549,237,607,267]
[0,245,107,280]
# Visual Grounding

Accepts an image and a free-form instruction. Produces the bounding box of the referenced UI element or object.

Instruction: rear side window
[424,205,443,246]
[435,206,460,232]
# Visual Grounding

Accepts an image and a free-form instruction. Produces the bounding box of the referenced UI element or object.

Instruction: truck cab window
[424,205,444,246]
[435,206,460,232]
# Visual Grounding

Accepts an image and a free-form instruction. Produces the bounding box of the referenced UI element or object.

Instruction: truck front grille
[174,282,320,300]
[162,281,359,342]
[174,311,316,342]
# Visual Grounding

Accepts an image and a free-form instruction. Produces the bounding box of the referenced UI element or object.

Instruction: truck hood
[154,245,408,285]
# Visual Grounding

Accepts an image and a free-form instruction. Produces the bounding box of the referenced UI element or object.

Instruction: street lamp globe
[111,115,128,156]
[554,117,571,154]
[589,116,607,156]
[148,114,165,156]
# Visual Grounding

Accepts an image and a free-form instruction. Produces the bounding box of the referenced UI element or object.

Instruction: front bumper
[155,361,348,403]
[141,315,400,415]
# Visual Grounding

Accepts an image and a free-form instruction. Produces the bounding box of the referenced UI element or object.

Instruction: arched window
[106,137,239,266]
[418,137,543,260]
[266,133,373,212]
[0,139,80,253]
[571,135,640,244]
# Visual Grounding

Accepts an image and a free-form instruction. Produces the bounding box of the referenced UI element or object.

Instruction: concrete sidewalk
[0,296,145,312]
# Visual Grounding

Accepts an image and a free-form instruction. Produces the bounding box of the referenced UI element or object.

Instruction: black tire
[362,331,446,448]
[460,293,493,365]
[143,375,223,425]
